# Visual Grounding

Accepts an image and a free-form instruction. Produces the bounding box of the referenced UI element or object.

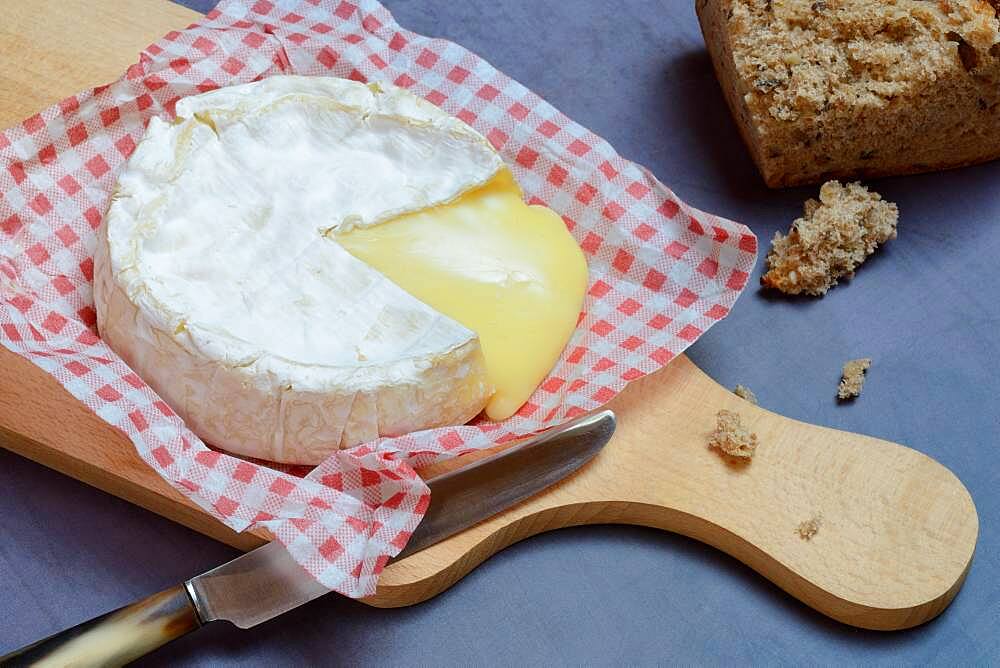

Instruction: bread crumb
[762,181,898,296]
[733,384,758,405]
[709,409,758,459]
[797,517,821,541]
[838,358,872,400]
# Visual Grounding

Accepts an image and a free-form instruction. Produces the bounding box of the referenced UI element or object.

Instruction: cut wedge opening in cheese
[94,76,587,464]
[336,168,588,421]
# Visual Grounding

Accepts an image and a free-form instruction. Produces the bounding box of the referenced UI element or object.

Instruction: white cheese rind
[94,76,500,464]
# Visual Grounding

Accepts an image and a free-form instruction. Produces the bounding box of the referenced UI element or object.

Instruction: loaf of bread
[696,0,1000,187]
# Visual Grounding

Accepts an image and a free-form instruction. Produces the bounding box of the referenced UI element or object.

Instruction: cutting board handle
[1,585,200,666]
[369,356,978,630]
[0,341,978,631]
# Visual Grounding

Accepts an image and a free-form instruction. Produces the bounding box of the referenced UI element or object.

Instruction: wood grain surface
[0,0,268,550]
[0,0,979,630]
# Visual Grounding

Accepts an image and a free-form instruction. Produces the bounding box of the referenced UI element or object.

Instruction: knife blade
[191,408,615,629]
[2,409,616,666]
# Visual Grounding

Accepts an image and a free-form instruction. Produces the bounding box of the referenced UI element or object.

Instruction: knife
[2,410,616,667]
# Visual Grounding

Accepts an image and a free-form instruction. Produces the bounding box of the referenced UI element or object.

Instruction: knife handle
[1,584,201,667]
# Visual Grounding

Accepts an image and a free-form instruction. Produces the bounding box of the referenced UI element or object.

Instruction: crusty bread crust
[697,0,1000,188]
[697,0,768,179]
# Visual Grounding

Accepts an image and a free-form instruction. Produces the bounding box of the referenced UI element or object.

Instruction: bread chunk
[762,181,897,296]
[709,409,759,459]
[697,0,1000,187]
[838,358,872,399]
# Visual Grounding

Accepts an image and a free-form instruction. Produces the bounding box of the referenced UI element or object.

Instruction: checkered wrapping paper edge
[0,0,757,596]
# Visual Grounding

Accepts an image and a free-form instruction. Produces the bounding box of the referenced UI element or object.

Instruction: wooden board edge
[0,423,269,552]
[366,499,976,629]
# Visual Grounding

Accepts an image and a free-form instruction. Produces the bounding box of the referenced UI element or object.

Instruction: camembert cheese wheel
[95,76,587,465]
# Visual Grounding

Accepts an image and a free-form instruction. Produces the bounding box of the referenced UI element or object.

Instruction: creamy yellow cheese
[336,168,588,420]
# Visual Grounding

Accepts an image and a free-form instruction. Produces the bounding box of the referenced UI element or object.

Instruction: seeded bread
[709,409,758,459]
[762,180,898,296]
[696,0,1000,187]
[838,358,872,399]
[733,384,759,404]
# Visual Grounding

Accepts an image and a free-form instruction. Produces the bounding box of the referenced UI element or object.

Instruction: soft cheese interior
[94,76,586,464]
[337,169,588,421]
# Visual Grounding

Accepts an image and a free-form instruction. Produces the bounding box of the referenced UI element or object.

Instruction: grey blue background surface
[2,0,998,664]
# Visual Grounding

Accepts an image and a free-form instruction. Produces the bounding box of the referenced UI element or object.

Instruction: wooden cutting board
[0,0,978,631]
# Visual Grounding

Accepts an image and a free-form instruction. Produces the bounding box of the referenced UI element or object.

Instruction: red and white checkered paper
[0,0,756,596]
